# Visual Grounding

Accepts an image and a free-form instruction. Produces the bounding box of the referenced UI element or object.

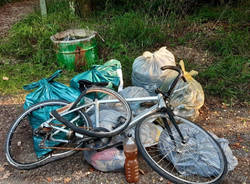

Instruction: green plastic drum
[51,29,98,71]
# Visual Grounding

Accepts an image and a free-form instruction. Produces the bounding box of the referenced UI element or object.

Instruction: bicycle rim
[5,100,91,170]
[135,112,227,184]
[67,87,132,138]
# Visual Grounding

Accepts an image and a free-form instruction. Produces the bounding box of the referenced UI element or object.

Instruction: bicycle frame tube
[41,95,163,139]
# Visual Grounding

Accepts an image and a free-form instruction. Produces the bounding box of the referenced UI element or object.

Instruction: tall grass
[0,0,249,103]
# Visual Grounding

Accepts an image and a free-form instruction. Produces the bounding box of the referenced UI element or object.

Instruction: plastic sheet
[160,60,204,120]
[210,133,238,171]
[132,47,176,95]
[158,123,237,177]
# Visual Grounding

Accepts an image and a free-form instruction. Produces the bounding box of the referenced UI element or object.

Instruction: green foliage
[104,0,199,16]
[200,56,250,102]
[0,0,249,103]
[106,12,164,48]
[0,0,80,65]
[205,29,249,57]
[0,62,78,95]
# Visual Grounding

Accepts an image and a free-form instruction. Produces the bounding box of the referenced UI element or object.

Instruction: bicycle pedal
[113,116,126,129]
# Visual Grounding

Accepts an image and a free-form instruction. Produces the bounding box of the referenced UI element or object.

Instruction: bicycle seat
[78,79,108,91]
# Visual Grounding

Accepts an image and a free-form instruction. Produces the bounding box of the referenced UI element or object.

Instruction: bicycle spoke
[136,113,226,184]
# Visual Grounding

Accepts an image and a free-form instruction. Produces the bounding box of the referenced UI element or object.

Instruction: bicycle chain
[40,146,93,151]
[40,122,94,151]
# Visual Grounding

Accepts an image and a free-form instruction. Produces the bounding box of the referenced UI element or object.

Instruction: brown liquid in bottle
[124,137,139,183]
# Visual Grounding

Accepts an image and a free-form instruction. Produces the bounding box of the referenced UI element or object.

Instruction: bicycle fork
[160,107,186,145]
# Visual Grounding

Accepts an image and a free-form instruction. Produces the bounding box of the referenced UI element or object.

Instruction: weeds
[0,0,249,103]
[200,56,250,102]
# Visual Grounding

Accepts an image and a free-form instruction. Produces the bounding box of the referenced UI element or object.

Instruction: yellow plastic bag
[160,60,204,120]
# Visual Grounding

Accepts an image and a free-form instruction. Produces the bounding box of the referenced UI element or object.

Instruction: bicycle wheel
[5,100,92,170]
[135,112,227,184]
[59,87,132,138]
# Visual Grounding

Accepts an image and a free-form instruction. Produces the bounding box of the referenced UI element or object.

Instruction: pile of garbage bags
[23,46,237,173]
[132,47,204,120]
[132,47,176,95]
[160,60,204,120]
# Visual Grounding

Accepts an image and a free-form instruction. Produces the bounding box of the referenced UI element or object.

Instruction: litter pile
[23,45,237,175]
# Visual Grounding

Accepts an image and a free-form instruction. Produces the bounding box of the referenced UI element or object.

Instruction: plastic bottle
[124,135,139,183]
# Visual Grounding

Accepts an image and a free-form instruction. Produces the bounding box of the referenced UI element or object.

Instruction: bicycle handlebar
[158,65,187,98]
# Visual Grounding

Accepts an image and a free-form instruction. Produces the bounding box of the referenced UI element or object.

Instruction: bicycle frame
[39,96,157,139]
[39,92,183,145]
[39,65,187,144]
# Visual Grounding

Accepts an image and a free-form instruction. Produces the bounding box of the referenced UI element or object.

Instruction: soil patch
[0,95,249,184]
[0,0,38,37]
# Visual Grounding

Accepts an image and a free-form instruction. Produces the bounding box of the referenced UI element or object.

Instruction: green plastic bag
[70,59,123,92]
[23,70,81,158]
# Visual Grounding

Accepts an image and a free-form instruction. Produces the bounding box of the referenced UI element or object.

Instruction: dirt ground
[0,1,249,183]
[0,95,249,184]
[0,0,38,37]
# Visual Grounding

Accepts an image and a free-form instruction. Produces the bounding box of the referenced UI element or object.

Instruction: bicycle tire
[5,100,92,170]
[59,87,132,138]
[135,112,227,184]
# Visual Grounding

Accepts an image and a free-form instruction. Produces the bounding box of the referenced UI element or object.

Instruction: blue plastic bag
[23,70,81,158]
[70,59,123,92]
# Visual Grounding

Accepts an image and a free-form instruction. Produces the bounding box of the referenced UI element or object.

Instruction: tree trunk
[76,0,92,17]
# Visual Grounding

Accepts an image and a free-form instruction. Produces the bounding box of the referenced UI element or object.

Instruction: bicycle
[5,65,228,184]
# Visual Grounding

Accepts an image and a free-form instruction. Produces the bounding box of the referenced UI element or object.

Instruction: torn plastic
[210,133,238,171]
[160,60,204,120]
[137,118,163,147]
[132,47,176,95]
[83,147,125,172]
[70,59,124,92]
[158,123,236,177]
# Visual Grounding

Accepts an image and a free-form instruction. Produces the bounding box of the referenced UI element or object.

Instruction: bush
[103,0,199,17]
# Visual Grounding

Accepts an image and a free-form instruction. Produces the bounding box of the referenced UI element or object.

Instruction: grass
[0,0,249,103]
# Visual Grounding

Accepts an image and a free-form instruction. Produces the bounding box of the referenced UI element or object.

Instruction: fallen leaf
[54,177,63,182]
[238,137,244,143]
[47,177,52,182]
[89,167,95,172]
[231,142,242,149]
[0,167,5,172]
[72,170,83,181]
[2,163,8,167]
[64,177,71,184]
[2,76,9,81]
[139,168,145,175]
[17,141,21,146]
[0,171,11,180]
[82,171,91,177]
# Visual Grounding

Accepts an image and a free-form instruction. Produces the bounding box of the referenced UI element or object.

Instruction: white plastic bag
[132,47,176,95]
[160,60,204,120]
[119,86,152,116]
